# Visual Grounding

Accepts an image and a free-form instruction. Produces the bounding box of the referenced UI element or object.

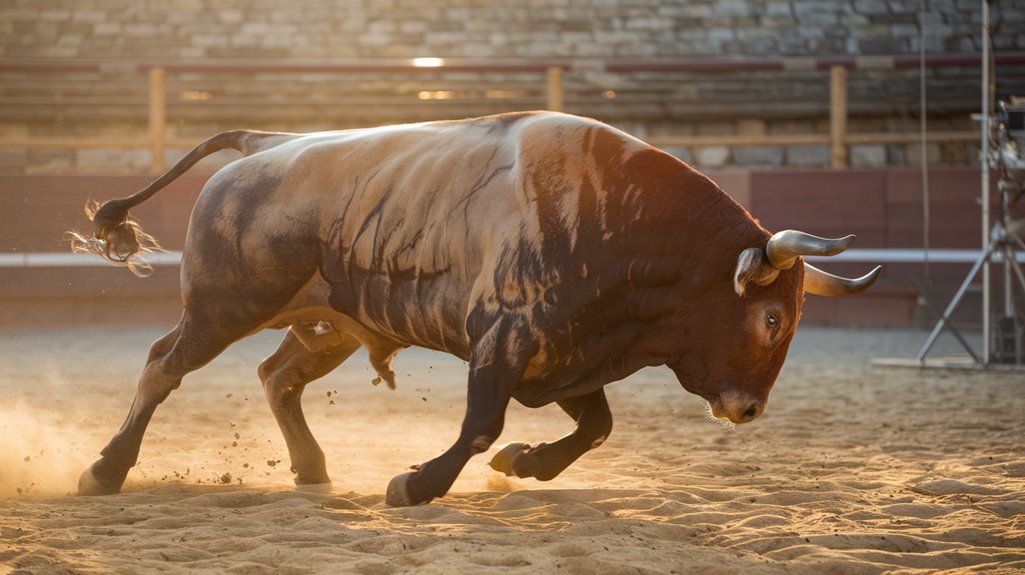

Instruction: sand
[1,324,1023,574]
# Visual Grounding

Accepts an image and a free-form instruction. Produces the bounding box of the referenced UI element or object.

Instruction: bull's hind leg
[258,328,360,488]
[488,388,613,481]
[79,313,250,495]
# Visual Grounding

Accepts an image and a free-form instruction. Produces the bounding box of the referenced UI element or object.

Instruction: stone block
[786,145,830,167]
[72,10,105,23]
[793,2,839,25]
[625,16,672,30]
[855,35,910,53]
[57,33,84,47]
[889,0,920,13]
[218,10,244,23]
[40,9,71,22]
[193,34,229,48]
[124,23,160,37]
[851,144,887,167]
[853,0,889,14]
[733,146,784,167]
[696,147,730,168]
[714,0,751,17]
[890,24,919,38]
[708,27,735,44]
[239,21,273,35]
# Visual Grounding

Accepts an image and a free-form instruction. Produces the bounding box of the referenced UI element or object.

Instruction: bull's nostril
[742,403,761,421]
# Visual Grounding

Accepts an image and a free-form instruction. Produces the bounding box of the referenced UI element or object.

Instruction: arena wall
[0,168,992,329]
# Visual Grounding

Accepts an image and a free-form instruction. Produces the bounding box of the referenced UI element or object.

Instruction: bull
[71,111,879,506]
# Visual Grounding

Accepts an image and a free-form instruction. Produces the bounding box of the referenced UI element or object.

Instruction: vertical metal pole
[830,66,848,169]
[546,66,564,112]
[149,67,167,174]
[981,1,991,364]
[919,0,931,285]
[1005,194,1014,318]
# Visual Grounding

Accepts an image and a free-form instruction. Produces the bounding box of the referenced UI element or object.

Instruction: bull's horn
[766,230,856,270]
[803,263,882,296]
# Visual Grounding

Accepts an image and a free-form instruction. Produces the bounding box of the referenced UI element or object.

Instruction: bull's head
[670,230,880,425]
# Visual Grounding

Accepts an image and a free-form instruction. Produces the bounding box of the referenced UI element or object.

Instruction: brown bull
[71,111,879,506]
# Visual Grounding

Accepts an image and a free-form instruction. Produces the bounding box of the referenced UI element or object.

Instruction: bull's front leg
[488,388,613,481]
[385,322,529,507]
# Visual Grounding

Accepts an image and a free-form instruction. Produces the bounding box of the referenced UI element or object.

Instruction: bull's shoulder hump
[513,112,653,157]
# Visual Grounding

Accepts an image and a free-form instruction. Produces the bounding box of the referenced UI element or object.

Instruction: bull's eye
[766,313,779,329]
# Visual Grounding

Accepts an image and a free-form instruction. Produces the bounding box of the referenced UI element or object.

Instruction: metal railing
[1,52,1023,173]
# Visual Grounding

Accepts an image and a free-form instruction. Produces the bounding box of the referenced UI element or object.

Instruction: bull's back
[183,112,663,355]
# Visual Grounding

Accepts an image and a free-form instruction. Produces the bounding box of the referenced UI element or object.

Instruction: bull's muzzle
[711,391,765,424]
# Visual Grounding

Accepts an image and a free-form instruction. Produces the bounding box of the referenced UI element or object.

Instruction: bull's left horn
[804,263,882,297]
[766,230,856,270]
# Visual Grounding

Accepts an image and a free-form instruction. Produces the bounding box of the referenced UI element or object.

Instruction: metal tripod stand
[915,94,1025,367]
[915,218,1025,365]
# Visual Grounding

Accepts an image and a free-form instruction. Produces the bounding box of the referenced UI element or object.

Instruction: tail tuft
[67,199,163,277]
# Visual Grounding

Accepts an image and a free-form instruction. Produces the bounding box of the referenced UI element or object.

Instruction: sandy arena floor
[1,324,1023,574]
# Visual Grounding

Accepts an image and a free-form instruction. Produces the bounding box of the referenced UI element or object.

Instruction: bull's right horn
[804,263,882,297]
[766,230,856,270]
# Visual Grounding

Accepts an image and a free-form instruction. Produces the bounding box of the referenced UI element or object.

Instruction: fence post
[148,67,167,174]
[546,66,564,112]
[830,65,848,169]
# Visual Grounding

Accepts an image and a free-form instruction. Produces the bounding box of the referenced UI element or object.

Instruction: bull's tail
[68,130,289,276]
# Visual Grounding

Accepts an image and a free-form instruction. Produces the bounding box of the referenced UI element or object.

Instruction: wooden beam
[830,65,848,168]
[148,67,166,174]
[844,130,979,144]
[646,133,831,148]
[546,66,564,112]
[0,137,149,149]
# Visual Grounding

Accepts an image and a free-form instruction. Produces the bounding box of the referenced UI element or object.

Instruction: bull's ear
[733,248,780,296]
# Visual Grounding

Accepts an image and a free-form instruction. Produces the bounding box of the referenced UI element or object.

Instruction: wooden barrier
[3,53,1024,172]
[1,167,1003,328]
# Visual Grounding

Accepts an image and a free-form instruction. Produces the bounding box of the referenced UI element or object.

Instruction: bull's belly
[323,266,475,358]
[263,270,473,360]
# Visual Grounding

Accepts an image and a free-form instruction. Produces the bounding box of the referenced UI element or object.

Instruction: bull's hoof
[488,442,530,477]
[78,462,123,496]
[385,472,415,506]
[385,471,433,507]
[294,481,332,494]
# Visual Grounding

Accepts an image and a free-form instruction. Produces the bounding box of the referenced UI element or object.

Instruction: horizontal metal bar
[0,251,183,267]
[2,249,1022,268]
[806,248,1025,264]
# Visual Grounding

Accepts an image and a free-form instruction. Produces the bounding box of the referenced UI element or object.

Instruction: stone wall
[1,0,1023,173]
[5,0,1022,60]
